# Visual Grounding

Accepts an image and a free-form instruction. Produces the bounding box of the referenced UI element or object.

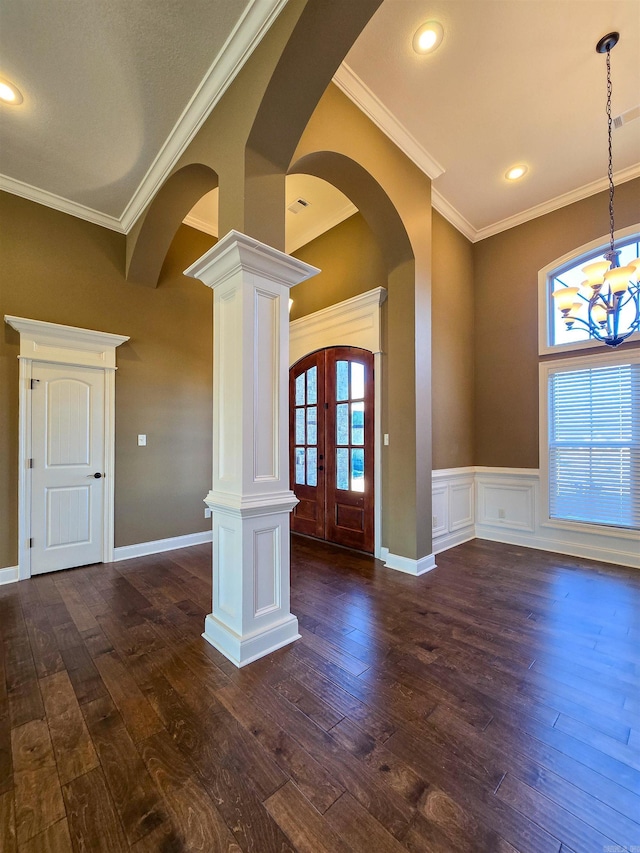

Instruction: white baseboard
[432,527,475,555]
[113,530,213,562]
[0,565,19,586]
[475,526,640,570]
[381,547,437,576]
[434,466,639,569]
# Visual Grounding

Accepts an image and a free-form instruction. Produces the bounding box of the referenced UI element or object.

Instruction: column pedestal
[185,231,319,667]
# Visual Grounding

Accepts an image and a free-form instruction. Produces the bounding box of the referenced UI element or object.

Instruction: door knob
[93,472,103,479]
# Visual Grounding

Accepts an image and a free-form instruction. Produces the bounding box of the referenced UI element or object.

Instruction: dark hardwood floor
[1,535,639,852]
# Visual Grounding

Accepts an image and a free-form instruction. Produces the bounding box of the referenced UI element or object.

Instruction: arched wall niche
[126,163,219,288]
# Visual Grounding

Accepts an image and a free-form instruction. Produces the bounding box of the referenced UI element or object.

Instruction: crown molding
[431,188,475,242]
[473,163,640,243]
[332,63,445,181]
[119,0,288,233]
[183,213,218,238]
[0,173,125,232]
[0,0,288,236]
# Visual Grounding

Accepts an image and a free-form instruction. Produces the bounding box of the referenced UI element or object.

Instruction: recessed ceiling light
[413,21,444,54]
[505,164,528,181]
[0,78,23,105]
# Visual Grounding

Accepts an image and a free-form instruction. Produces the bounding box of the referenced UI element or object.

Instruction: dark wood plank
[40,669,99,784]
[93,650,163,742]
[216,682,345,813]
[81,695,167,845]
[11,718,66,845]
[60,643,109,705]
[18,818,73,853]
[0,789,17,853]
[264,782,354,853]
[63,766,129,853]
[324,791,409,852]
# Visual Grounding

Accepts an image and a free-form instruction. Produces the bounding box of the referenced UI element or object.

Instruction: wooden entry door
[290,347,374,553]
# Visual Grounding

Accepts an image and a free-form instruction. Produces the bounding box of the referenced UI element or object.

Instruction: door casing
[5,316,129,580]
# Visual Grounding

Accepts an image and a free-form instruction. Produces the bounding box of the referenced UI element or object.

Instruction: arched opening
[286,147,434,569]
[126,163,218,288]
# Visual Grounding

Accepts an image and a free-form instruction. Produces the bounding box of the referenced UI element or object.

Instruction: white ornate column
[184,230,319,667]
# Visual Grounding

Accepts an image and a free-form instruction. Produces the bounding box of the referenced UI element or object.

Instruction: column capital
[184,229,319,291]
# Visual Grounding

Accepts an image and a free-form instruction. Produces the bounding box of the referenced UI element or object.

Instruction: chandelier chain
[606,48,615,257]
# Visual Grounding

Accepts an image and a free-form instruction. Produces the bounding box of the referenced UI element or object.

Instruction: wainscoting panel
[433,467,639,569]
[432,468,475,554]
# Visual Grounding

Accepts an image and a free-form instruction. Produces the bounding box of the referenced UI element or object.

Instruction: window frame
[539,348,640,538]
[538,223,640,355]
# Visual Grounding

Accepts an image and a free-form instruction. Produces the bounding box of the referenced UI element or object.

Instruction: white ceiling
[0,0,638,245]
[341,0,640,240]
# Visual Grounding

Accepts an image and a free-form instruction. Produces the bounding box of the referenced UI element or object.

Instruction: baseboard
[381,547,437,576]
[113,530,213,562]
[0,565,19,586]
[434,466,639,569]
[432,527,475,555]
[475,526,640,570]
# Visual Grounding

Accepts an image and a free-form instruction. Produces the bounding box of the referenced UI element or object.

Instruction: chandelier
[552,32,640,348]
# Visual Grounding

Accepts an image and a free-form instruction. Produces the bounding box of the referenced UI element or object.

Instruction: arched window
[538,227,640,534]
[539,227,639,354]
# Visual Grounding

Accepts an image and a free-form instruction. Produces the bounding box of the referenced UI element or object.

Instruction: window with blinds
[548,360,639,529]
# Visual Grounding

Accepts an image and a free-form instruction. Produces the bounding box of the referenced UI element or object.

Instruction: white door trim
[5,316,129,580]
[289,287,387,557]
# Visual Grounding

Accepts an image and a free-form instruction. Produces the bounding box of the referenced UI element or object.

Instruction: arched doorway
[290,346,374,553]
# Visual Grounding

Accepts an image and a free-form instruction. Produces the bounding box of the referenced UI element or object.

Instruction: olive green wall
[0,191,215,568]
[432,211,475,470]
[290,212,386,319]
[473,177,640,468]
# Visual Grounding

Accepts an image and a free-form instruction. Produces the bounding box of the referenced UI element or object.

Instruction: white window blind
[548,361,640,529]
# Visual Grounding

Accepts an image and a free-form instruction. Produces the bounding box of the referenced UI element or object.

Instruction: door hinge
[324,402,329,409]
[29,538,33,548]
[30,378,40,390]
[28,458,34,468]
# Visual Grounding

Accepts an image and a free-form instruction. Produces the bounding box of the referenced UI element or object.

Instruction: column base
[381,548,437,576]
[202,612,300,668]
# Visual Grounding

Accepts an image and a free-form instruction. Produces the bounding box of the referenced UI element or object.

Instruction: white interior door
[30,362,105,574]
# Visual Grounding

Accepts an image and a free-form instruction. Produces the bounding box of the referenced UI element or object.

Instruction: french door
[290,347,374,553]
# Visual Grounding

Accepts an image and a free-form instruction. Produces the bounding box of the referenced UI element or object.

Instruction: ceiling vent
[613,105,640,129]
[287,197,311,214]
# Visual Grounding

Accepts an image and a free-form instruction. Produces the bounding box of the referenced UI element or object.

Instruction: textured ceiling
[0,0,266,221]
[0,0,638,243]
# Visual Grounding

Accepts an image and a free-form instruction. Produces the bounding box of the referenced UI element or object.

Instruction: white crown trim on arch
[289,286,387,559]
[289,286,387,365]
